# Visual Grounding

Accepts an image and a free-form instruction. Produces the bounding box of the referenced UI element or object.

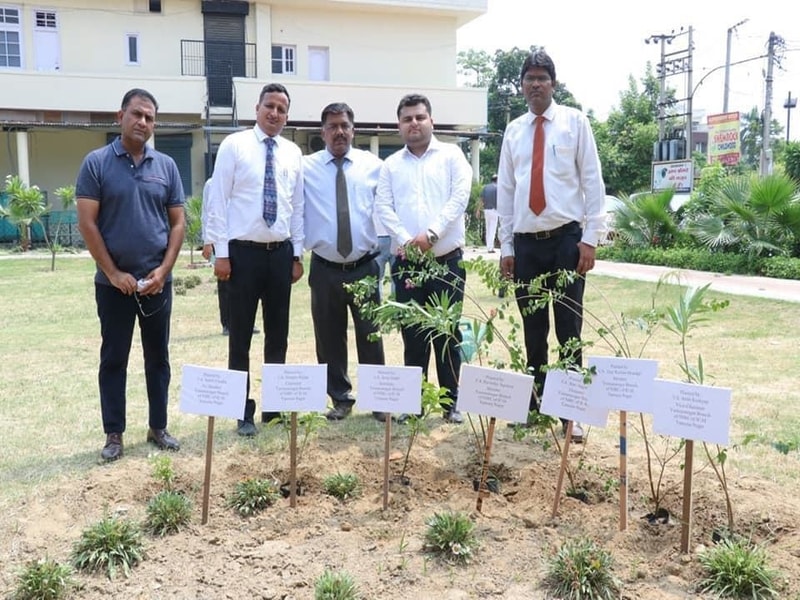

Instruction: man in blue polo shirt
[77,88,185,461]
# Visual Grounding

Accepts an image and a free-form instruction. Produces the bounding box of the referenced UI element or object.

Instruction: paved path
[462,247,800,304]
[3,247,798,303]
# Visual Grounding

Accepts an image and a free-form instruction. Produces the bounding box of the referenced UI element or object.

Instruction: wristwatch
[426,229,439,245]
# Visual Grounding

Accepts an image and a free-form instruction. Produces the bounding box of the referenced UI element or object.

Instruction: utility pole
[761,32,780,175]
[686,26,693,158]
[646,33,675,142]
[784,92,797,142]
[646,29,692,162]
[723,19,748,113]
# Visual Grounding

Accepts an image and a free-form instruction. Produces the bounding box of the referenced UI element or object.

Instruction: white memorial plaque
[541,369,610,427]
[356,365,423,415]
[457,364,533,423]
[179,365,247,419]
[588,356,659,412]
[262,364,328,413]
[652,379,731,445]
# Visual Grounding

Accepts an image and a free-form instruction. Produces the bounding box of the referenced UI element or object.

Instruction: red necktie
[529,115,546,215]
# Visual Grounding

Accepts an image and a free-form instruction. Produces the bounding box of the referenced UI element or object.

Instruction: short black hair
[121,88,159,111]
[396,93,431,118]
[259,83,291,107]
[520,49,556,84]
[321,102,354,126]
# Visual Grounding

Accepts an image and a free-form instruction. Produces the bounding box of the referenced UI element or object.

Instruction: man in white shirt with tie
[497,50,606,441]
[205,83,304,436]
[376,93,473,424]
[303,102,387,422]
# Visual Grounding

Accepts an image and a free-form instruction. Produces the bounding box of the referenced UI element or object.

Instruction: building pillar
[469,138,480,182]
[15,130,31,185]
[369,135,379,157]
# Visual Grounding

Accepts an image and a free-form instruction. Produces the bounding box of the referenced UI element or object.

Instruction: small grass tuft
[546,537,619,600]
[227,477,280,516]
[71,515,145,580]
[423,511,477,564]
[12,558,73,600]
[144,490,193,536]
[698,537,780,599]
[314,568,359,600]
[322,472,360,501]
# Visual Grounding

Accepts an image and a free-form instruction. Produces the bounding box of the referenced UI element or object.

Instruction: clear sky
[457,1,800,140]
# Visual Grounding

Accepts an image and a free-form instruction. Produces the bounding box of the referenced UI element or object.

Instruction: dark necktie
[529,115,546,215]
[263,137,277,226]
[334,157,352,258]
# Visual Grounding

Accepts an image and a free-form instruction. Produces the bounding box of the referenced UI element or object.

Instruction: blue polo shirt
[76,137,184,285]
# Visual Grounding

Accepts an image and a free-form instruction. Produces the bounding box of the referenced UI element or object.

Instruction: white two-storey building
[0,0,487,206]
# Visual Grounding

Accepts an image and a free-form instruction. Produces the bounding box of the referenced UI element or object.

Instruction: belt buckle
[533,230,551,240]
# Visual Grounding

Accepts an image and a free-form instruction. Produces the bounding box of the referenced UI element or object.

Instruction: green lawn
[1,251,799,506]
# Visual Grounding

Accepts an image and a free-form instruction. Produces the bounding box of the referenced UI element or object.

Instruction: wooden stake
[201,416,215,525]
[619,410,628,531]
[289,412,298,508]
[475,417,497,513]
[551,421,572,517]
[382,413,392,510]
[680,439,694,553]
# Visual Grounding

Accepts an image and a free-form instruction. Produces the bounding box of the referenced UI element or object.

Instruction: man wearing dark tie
[303,102,386,421]
[205,83,305,436]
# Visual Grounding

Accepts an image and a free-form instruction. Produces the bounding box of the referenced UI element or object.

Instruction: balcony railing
[180,39,257,78]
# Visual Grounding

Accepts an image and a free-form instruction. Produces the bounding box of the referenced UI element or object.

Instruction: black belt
[435,248,463,263]
[312,252,377,272]
[515,222,579,241]
[230,239,288,250]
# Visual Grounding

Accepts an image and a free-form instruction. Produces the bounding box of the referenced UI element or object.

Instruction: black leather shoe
[147,428,180,451]
[444,409,464,424]
[101,433,123,461]
[372,411,389,422]
[237,419,257,436]
[326,405,352,421]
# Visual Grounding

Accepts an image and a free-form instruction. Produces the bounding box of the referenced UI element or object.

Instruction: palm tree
[0,175,48,251]
[613,189,679,248]
[685,173,800,258]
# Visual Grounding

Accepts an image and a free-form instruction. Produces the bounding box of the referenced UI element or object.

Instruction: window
[126,33,139,65]
[149,0,161,12]
[0,6,22,68]
[34,10,55,28]
[271,45,295,75]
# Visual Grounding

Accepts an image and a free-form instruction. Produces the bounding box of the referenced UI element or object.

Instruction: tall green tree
[594,66,673,196]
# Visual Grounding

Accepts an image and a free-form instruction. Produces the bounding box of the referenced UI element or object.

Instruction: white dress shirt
[497,102,606,256]
[303,147,383,263]
[201,177,212,243]
[375,135,472,257]
[205,125,304,258]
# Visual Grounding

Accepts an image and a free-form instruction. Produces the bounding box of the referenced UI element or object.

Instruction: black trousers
[227,240,293,415]
[392,250,465,408]
[217,278,230,328]
[513,224,585,411]
[95,282,172,433]
[309,254,385,406]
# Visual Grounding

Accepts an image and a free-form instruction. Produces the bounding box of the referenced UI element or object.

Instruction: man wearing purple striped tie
[205,83,305,436]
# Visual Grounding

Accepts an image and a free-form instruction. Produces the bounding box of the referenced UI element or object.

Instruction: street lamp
[784,92,797,142]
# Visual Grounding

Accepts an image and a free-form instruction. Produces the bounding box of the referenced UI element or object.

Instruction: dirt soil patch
[2,419,799,599]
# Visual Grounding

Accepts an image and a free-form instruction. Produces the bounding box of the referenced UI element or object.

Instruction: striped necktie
[263,137,278,226]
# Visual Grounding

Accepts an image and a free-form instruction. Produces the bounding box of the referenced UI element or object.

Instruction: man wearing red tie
[497,50,607,442]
